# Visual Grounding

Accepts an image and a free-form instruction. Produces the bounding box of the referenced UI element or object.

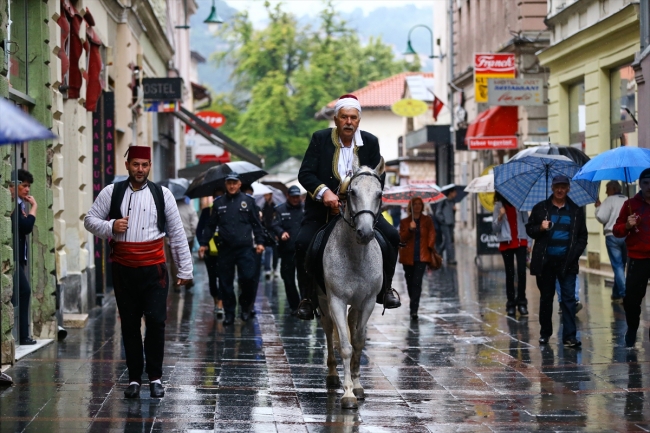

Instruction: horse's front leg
[318,293,340,389]
[349,301,374,400]
[329,297,357,409]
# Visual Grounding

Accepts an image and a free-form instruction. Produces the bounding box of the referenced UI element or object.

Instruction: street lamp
[204,0,224,33]
[403,24,445,63]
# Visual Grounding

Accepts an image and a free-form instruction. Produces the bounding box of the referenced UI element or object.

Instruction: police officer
[271,186,304,314]
[199,173,265,325]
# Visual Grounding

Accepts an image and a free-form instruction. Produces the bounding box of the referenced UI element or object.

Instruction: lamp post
[403,24,445,63]
[204,0,224,33]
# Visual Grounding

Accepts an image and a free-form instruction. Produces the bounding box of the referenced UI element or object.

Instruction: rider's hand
[322,189,339,209]
[113,216,129,234]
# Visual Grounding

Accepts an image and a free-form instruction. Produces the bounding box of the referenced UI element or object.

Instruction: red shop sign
[467,136,518,150]
[474,53,516,76]
[184,110,226,133]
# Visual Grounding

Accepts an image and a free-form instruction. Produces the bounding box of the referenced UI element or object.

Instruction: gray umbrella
[159,178,190,200]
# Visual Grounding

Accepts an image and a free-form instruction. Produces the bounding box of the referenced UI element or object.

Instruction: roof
[325,72,434,110]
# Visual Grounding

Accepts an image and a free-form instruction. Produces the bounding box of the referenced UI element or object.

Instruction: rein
[338,171,382,230]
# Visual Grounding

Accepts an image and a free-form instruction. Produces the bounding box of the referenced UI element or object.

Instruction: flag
[432,96,444,121]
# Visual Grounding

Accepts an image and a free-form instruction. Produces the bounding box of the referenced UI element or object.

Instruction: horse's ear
[374,157,385,176]
[352,158,360,174]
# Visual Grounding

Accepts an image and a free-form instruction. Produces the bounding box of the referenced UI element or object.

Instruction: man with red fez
[294,94,401,320]
[84,145,192,399]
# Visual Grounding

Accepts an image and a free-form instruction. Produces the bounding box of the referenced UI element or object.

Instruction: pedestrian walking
[293,93,401,320]
[399,197,436,321]
[595,180,628,303]
[526,175,587,348]
[169,197,198,292]
[9,169,38,345]
[197,188,224,317]
[492,192,529,317]
[435,188,457,265]
[271,185,304,313]
[84,146,193,399]
[198,173,265,325]
[262,193,280,279]
[613,168,650,347]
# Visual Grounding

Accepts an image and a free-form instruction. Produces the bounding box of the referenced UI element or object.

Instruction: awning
[465,106,518,150]
[174,107,263,167]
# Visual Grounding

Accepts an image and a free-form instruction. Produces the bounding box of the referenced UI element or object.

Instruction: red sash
[110,238,166,267]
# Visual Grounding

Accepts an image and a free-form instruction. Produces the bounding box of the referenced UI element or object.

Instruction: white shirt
[316,135,364,201]
[594,193,628,236]
[84,182,193,279]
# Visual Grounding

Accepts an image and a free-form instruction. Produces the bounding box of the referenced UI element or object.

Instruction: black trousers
[501,246,528,308]
[112,262,169,383]
[403,262,427,315]
[279,250,301,310]
[12,264,31,341]
[217,246,258,316]
[294,215,399,299]
[535,259,577,341]
[204,254,220,300]
[624,258,650,338]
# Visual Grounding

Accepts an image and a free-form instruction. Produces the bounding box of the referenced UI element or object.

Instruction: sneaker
[563,338,582,348]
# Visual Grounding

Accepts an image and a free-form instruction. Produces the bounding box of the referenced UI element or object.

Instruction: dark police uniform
[201,191,265,321]
[271,198,304,310]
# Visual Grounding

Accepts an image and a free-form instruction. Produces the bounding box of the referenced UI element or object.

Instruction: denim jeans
[605,235,627,298]
[556,274,580,302]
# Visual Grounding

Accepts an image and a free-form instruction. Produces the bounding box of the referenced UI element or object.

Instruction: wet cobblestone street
[3,246,650,432]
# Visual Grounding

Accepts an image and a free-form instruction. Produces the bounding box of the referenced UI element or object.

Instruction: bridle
[338,170,382,229]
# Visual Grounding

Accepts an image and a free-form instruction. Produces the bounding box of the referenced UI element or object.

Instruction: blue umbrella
[0,98,57,145]
[494,154,599,211]
[572,146,650,184]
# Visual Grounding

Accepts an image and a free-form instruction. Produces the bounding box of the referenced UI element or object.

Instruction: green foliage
[212,0,419,167]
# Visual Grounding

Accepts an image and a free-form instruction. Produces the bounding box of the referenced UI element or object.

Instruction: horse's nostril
[356,229,363,237]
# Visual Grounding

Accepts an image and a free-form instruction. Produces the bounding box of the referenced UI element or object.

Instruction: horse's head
[346,158,385,244]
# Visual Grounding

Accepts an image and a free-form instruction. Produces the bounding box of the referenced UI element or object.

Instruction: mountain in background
[189,1,434,96]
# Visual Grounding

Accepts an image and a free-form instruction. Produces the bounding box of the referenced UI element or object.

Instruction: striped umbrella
[494,154,599,211]
[382,184,445,204]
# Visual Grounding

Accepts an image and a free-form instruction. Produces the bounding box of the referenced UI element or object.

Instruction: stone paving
[2,246,650,432]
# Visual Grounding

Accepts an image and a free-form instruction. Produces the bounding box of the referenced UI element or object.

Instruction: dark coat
[298,128,383,223]
[200,192,265,249]
[525,196,588,276]
[11,203,35,266]
[271,201,304,253]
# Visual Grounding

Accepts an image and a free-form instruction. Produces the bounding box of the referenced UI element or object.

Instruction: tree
[212,1,419,167]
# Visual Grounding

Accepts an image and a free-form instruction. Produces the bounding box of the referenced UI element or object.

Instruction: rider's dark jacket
[298,128,384,223]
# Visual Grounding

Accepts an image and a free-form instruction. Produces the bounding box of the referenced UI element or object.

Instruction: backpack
[108,180,166,233]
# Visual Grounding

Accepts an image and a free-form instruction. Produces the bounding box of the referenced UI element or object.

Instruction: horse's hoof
[326,376,341,389]
[353,388,365,400]
[340,396,358,410]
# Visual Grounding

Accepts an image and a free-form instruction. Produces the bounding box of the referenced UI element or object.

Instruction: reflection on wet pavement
[2,246,650,431]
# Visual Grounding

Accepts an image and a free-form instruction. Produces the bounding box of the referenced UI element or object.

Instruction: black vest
[108,180,166,233]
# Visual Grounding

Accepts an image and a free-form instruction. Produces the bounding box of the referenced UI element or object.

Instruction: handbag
[429,247,442,270]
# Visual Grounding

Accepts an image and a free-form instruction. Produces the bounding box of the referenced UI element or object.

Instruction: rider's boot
[296,285,320,321]
[376,286,401,309]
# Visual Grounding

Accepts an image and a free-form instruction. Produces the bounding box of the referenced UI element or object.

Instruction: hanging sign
[391,98,429,117]
[488,78,544,106]
[474,53,516,103]
[184,111,226,133]
[142,77,183,100]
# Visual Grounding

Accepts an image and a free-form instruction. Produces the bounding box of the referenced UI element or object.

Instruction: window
[568,81,585,147]
[7,0,28,94]
[610,64,637,148]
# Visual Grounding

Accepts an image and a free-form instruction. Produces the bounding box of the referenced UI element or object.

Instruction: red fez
[339,94,358,100]
[124,146,151,160]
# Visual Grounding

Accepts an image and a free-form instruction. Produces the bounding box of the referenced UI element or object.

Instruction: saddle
[304,216,395,296]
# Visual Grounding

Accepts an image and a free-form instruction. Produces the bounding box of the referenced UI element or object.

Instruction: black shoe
[383,288,401,309]
[506,306,516,316]
[240,311,250,322]
[625,332,636,348]
[149,382,165,398]
[124,383,140,398]
[410,314,418,321]
[563,338,582,348]
[296,299,315,321]
[19,337,37,345]
[518,305,529,316]
[223,314,235,326]
[539,336,549,345]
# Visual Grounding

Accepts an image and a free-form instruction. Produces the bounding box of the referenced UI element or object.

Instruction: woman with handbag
[492,192,529,317]
[399,197,437,321]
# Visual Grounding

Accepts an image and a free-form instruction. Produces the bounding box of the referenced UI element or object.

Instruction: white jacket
[177,201,198,241]
[594,193,627,236]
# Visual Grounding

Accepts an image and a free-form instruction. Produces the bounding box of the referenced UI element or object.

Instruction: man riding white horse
[294,94,401,320]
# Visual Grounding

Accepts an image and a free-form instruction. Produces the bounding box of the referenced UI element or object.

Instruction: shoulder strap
[148,181,166,233]
[108,181,129,221]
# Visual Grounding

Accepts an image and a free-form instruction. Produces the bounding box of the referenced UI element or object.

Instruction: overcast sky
[220,0,437,26]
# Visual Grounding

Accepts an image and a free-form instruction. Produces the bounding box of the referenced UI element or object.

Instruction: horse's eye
[376,191,382,198]
[350,189,356,196]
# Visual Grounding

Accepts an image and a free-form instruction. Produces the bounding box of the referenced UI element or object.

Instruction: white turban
[334,96,364,147]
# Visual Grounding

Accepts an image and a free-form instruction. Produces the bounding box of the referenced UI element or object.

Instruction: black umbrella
[512,145,590,167]
[185,161,267,199]
[440,184,469,203]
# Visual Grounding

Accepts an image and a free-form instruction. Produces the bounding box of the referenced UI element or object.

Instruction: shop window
[610,64,638,148]
[568,81,585,147]
[8,0,28,94]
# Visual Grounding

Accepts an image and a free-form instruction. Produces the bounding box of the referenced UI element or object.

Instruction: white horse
[318,158,385,410]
